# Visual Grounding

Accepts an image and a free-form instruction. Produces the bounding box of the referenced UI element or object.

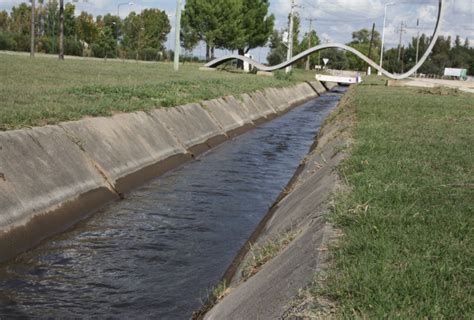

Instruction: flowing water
[0,89,344,319]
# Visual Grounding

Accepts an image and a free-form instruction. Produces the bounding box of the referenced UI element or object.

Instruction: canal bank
[201,86,354,319]
[0,85,343,319]
[0,81,329,263]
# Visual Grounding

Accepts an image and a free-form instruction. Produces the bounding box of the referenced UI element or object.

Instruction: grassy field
[323,83,473,318]
[0,53,312,130]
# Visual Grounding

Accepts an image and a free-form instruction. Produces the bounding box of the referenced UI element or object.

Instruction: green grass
[0,53,313,130]
[242,229,299,280]
[324,84,473,318]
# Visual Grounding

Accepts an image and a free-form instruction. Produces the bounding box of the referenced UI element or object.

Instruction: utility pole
[397,21,406,62]
[59,0,64,60]
[415,18,420,77]
[379,2,396,75]
[368,23,375,60]
[286,0,296,73]
[367,22,376,75]
[305,17,313,71]
[174,0,182,71]
[30,0,35,57]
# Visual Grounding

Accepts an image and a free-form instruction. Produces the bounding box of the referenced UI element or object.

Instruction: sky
[1,0,473,62]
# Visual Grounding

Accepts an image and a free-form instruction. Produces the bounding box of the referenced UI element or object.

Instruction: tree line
[267,15,473,76]
[0,0,275,62]
[0,0,472,75]
[0,0,171,61]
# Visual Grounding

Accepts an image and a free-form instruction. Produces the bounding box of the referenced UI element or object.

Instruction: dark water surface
[0,89,344,319]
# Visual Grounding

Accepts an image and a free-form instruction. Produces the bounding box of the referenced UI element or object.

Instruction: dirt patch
[417,87,461,96]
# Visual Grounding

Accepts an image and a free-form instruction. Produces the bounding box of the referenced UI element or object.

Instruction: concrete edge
[0,81,326,263]
[196,84,352,319]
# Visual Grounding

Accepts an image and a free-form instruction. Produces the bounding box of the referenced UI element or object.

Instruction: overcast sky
[1,0,472,62]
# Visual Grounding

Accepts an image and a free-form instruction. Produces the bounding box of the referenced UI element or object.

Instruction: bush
[91,43,117,59]
[274,70,293,81]
[0,32,16,50]
[12,33,29,51]
[37,36,55,54]
[140,47,161,61]
[64,37,83,56]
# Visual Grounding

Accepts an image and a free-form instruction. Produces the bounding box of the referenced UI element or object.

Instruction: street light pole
[59,0,64,60]
[379,1,396,75]
[174,0,182,72]
[117,2,134,17]
[30,0,35,57]
[305,17,313,71]
[415,18,420,77]
[286,0,296,73]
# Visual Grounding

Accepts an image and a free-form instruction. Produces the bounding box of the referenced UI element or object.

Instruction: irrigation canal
[0,88,344,319]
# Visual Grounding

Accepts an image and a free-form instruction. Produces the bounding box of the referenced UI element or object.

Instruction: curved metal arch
[204,0,444,80]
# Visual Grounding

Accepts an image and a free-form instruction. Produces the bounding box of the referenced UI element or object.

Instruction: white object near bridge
[444,68,468,80]
[244,54,253,73]
[315,74,363,84]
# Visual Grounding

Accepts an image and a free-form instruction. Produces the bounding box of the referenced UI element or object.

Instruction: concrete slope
[0,81,327,262]
[204,87,354,320]
[150,104,227,156]
[62,111,190,194]
[263,87,290,113]
[0,126,118,260]
[297,83,319,100]
[309,80,327,95]
[325,82,339,91]
[220,96,256,126]
[248,91,278,119]
[201,98,254,137]
[239,93,270,124]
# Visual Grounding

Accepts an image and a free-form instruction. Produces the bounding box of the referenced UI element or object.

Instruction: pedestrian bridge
[204,0,444,81]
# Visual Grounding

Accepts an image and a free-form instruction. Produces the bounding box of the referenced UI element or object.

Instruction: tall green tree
[75,11,98,51]
[182,0,219,59]
[10,3,31,35]
[44,0,58,38]
[347,27,381,71]
[0,10,9,32]
[182,0,250,60]
[237,0,274,56]
[140,9,170,50]
[63,3,75,37]
[296,30,320,68]
[122,9,170,58]
[266,29,286,65]
[214,0,245,51]
[91,26,116,58]
[122,12,141,51]
[102,13,122,40]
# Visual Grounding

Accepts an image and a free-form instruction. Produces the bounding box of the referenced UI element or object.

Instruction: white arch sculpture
[204,0,444,80]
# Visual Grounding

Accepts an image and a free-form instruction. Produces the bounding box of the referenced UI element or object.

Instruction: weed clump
[242,229,299,280]
[274,70,294,81]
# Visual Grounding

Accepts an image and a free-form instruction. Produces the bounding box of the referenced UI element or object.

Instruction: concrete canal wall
[203,86,354,320]
[0,81,328,262]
